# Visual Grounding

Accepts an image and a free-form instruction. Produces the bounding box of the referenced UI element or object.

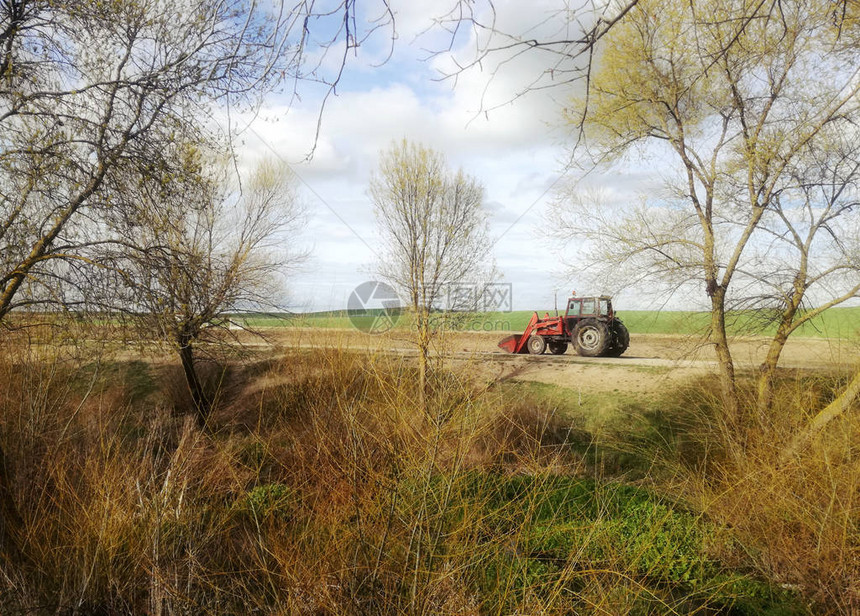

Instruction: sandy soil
[258,327,859,395]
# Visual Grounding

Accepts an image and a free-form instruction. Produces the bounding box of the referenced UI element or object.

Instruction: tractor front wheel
[548,341,568,355]
[527,335,547,355]
[573,320,610,357]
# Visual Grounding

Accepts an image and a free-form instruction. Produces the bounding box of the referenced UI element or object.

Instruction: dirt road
[262,328,858,394]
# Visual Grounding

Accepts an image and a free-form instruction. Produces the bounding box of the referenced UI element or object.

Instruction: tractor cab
[565,296,613,319]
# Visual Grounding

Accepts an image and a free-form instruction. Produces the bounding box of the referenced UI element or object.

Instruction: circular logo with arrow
[347,281,402,334]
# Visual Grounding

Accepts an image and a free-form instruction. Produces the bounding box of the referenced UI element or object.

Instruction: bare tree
[370,139,492,407]
[0,0,395,324]
[549,0,860,420]
[747,129,860,413]
[0,0,392,556]
[431,0,640,121]
[106,152,303,427]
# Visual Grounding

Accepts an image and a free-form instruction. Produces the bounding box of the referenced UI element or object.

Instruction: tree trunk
[178,339,210,428]
[418,346,428,411]
[756,328,791,420]
[783,369,860,460]
[710,288,739,421]
[757,286,804,419]
[416,310,431,413]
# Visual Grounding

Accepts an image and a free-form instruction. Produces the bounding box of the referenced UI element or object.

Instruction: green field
[243,306,860,338]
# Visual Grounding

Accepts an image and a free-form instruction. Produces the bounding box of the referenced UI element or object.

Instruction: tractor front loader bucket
[497,312,540,354]
[497,334,522,353]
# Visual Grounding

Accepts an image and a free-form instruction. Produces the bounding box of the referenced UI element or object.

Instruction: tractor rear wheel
[527,335,546,355]
[572,320,610,357]
[548,341,568,355]
[605,321,630,357]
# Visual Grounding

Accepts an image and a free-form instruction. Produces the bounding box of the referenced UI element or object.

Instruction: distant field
[243,306,859,339]
[617,307,860,338]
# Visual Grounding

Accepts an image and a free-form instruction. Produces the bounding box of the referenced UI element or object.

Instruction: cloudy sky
[234,0,650,313]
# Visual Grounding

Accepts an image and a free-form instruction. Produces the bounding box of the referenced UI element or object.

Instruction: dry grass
[708,396,859,613]
[626,372,860,615]
[0,338,855,614]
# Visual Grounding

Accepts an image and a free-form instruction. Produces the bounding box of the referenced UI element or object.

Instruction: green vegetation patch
[447,473,804,615]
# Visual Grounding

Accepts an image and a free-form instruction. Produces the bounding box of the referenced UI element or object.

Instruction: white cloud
[224,1,668,312]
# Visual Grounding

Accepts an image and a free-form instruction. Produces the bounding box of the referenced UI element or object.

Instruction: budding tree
[370,139,492,406]
[550,0,860,420]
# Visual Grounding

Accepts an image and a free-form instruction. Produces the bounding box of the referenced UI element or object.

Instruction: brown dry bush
[1,340,847,614]
[0,346,510,614]
[215,351,503,612]
[642,372,860,615]
[0,350,262,612]
[217,349,592,614]
[706,413,859,613]
[466,392,591,473]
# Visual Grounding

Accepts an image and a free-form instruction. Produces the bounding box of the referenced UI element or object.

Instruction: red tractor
[498,295,629,357]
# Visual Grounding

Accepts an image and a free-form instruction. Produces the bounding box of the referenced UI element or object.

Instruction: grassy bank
[0,341,856,614]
